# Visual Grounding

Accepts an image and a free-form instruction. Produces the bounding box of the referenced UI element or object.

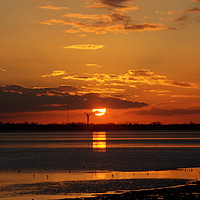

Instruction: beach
[75,181,200,200]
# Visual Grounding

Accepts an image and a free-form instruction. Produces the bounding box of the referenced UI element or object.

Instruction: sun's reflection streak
[93,132,107,152]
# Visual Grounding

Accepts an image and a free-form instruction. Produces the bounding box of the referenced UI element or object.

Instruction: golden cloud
[77,34,87,37]
[86,64,103,68]
[41,18,164,34]
[63,44,105,50]
[42,70,66,78]
[98,0,135,9]
[164,6,200,27]
[186,7,200,13]
[39,0,200,35]
[63,73,119,82]
[83,0,138,11]
[145,89,171,94]
[168,10,183,15]
[168,15,189,22]
[40,0,164,35]
[39,5,69,10]
[0,67,6,72]
[62,69,200,89]
[79,86,126,94]
[171,95,200,98]
[63,13,110,20]
[65,29,80,33]
[168,7,200,15]
[40,21,54,26]
[83,2,108,9]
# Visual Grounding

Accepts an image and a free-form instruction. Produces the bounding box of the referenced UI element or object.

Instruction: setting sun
[92,108,107,116]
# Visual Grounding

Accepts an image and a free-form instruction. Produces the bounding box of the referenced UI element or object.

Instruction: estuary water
[1,130,200,171]
[0,130,200,199]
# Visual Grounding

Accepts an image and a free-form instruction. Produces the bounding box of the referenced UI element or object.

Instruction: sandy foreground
[0,168,200,199]
[60,181,200,200]
[0,175,199,200]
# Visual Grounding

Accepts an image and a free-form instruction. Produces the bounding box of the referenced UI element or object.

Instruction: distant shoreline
[0,122,200,131]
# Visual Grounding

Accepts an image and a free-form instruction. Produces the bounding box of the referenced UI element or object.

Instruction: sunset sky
[0,0,200,124]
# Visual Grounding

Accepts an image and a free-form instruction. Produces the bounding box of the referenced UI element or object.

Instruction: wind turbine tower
[84,112,93,125]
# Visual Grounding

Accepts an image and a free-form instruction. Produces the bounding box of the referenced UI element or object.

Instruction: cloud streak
[1,85,77,95]
[171,95,200,98]
[63,13,110,20]
[168,7,200,15]
[86,64,103,68]
[42,70,66,78]
[41,18,164,34]
[84,0,138,11]
[186,7,200,13]
[98,0,136,10]
[0,67,6,72]
[136,107,200,116]
[39,5,69,10]
[63,44,105,50]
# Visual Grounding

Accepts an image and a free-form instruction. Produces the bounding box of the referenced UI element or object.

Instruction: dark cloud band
[0,85,147,113]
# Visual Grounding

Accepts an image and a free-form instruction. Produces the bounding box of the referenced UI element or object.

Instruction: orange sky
[0,0,200,124]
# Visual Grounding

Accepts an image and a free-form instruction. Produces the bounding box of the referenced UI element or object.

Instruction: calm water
[1,130,200,148]
[0,130,200,199]
[0,130,200,171]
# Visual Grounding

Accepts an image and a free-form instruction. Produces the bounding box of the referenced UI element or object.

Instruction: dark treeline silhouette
[0,122,200,131]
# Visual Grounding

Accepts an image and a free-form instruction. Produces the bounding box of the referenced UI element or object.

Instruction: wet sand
[0,168,200,200]
[0,178,189,200]
[69,181,200,200]
[1,168,200,186]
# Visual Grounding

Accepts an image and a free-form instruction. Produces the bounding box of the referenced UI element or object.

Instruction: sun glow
[92,108,107,116]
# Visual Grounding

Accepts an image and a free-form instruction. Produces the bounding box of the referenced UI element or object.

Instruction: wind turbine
[67,104,70,124]
[84,112,93,125]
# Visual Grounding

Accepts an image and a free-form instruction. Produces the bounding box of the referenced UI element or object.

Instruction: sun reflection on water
[93,132,107,152]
